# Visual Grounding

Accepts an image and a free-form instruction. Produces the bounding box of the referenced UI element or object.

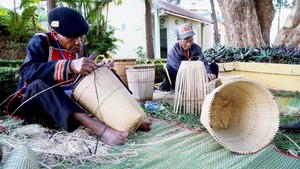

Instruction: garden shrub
[0,65,20,103]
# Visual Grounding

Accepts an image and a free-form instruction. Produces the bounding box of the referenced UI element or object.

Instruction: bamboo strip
[173,61,209,115]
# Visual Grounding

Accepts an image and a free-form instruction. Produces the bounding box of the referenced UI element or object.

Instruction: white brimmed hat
[177,23,195,39]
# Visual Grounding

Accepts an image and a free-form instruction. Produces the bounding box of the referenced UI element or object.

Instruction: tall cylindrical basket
[126,65,155,102]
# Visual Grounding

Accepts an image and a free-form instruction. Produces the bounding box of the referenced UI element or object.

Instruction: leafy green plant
[85,15,122,56]
[249,47,273,62]
[273,45,300,64]
[0,0,45,43]
[135,46,147,63]
[0,60,23,67]
[203,43,226,62]
[204,45,300,64]
[62,0,123,57]
[0,66,20,102]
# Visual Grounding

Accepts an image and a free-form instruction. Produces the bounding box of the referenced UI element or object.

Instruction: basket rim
[203,78,280,154]
[113,58,137,62]
[126,64,155,69]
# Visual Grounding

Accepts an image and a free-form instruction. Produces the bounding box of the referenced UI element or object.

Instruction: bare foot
[137,117,153,131]
[100,126,129,146]
[72,112,129,146]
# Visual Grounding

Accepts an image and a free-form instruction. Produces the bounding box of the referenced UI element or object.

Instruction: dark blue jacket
[17,32,88,91]
[166,42,211,74]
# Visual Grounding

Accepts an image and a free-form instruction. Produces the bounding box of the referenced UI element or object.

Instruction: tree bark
[255,0,275,45]
[47,0,56,31]
[47,0,56,11]
[217,0,275,48]
[145,0,154,59]
[274,0,300,47]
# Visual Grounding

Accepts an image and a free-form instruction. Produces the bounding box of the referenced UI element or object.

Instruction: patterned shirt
[17,32,88,91]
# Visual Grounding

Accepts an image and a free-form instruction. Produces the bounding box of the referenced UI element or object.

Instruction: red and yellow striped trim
[54,60,69,81]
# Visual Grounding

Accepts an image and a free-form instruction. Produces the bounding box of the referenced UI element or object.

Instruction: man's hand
[69,57,95,75]
[96,59,115,69]
[88,52,115,69]
[207,73,216,81]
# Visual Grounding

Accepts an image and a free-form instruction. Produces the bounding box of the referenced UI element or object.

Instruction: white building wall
[181,0,211,12]
[180,0,221,49]
[104,1,146,59]
[104,1,210,59]
[202,24,214,50]
[164,15,201,51]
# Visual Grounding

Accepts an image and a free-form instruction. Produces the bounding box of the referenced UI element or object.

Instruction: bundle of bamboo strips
[173,61,209,115]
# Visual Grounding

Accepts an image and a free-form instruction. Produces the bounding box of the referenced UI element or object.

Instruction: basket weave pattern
[72,67,146,133]
[200,78,280,154]
[126,65,155,102]
[113,59,136,86]
[1,145,39,169]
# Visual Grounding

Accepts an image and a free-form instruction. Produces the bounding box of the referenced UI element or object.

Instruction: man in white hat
[159,23,218,91]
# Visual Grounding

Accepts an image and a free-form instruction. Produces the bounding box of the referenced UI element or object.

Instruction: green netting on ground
[1,95,300,168]
[276,97,300,115]
[1,117,299,168]
[97,120,300,169]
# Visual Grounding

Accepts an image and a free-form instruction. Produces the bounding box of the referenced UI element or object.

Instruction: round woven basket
[200,78,280,154]
[113,58,136,87]
[72,67,147,133]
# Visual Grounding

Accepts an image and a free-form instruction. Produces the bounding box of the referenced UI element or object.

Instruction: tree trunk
[47,0,56,31]
[47,0,56,11]
[217,0,275,48]
[274,0,300,47]
[210,0,220,45]
[13,0,18,26]
[145,0,154,59]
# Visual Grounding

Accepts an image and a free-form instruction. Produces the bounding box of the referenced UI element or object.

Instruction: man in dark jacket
[159,23,218,91]
[15,7,151,146]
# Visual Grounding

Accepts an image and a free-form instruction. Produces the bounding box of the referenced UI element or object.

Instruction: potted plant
[204,45,300,92]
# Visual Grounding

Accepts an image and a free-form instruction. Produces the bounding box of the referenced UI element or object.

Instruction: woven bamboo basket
[113,58,136,87]
[174,61,209,115]
[200,78,280,154]
[1,145,39,169]
[126,65,155,102]
[72,67,147,133]
[215,74,244,88]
